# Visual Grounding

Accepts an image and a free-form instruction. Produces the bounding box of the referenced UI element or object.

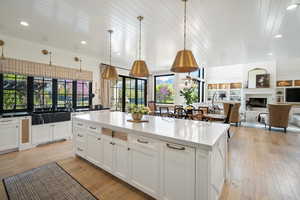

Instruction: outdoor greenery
[3,74,27,110]
[180,87,198,105]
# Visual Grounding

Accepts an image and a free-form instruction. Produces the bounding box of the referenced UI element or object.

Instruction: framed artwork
[256,74,270,88]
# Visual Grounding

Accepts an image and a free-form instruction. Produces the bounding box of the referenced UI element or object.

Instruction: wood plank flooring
[1,126,300,200]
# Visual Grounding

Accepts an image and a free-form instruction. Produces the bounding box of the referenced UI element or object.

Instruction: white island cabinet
[73,111,229,200]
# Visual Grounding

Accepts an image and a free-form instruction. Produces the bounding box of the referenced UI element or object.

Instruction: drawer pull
[77,147,83,152]
[77,123,83,126]
[89,126,97,130]
[110,142,115,145]
[137,139,149,144]
[97,138,101,141]
[77,134,84,137]
[166,143,185,151]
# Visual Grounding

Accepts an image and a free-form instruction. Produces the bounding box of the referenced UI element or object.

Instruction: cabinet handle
[110,142,115,145]
[89,126,97,130]
[97,138,101,141]
[127,147,130,151]
[137,139,149,144]
[77,147,83,152]
[166,143,185,151]
[77,134,84,137]
[77,123,83,126]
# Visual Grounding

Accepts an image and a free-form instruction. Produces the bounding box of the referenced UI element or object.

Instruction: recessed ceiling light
[20,21,29,27]
[81,41,87,45]
[286,4,298,10]
[274,34,282,38]
[268,53,273,56]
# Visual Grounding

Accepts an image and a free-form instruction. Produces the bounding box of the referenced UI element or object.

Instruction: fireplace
[246,98,267,108]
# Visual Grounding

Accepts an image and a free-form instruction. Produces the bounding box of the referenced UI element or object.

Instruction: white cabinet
[128,135,160,198]
[86,132,102,167]
[53,122,71,140]
[101,134,114,173]
[0,122,19,151]
[32,124,52,145]
[32,121,71,145]
[161,143,195,200]
[113,138,129,181]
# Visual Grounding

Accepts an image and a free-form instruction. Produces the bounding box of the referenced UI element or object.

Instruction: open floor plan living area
[1,0,300,200]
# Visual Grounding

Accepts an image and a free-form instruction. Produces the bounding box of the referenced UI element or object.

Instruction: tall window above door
[3,74,27,111]
[154,74,175,104]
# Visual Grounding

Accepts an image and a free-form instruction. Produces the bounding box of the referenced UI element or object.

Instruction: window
[154,75,175,104]
[137,79,146,106]
[110,77,123,111]
[3,74,27,111]
[77,80,90,107]
[57,80,73,108]
[34,77,53,109]
[189,68,205,103]
[110,76,147,112]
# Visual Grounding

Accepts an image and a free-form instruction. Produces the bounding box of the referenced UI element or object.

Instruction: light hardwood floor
[1,127,300,200]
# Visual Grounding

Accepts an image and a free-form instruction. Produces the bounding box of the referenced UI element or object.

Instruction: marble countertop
[73,111,230,150]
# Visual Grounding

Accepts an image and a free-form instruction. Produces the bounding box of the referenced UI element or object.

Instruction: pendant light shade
[101,65,118,80]
[171,0,198,73]
[171,50,198,73]
[130,16,149,77]
[102,30,118,80]
[130,60,149,77]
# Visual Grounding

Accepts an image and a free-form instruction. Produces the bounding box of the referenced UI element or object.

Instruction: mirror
[247,68,270,88]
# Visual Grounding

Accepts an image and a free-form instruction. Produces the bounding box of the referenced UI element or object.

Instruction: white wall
[0,34,102,104]
[277,58,300,81]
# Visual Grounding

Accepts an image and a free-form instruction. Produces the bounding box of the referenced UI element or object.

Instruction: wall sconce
[0,40,5,60]
[74,57,82,72]
[41,49,52,65]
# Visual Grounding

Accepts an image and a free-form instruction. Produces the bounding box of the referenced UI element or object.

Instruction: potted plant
[180,87,198,106]
[129,104,150,121]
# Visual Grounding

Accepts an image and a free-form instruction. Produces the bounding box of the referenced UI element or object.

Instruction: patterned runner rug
[2,162,98,200]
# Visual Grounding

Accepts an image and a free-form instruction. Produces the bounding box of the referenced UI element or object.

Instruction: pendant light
[41,49,52,65]
[102,30,118,80]
[130,16,149,77]
[171,0,199,73]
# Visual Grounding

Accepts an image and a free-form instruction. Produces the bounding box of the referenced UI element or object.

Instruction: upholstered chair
[267,104,291,132]
[223,103,241,126]
[148,101,159,116]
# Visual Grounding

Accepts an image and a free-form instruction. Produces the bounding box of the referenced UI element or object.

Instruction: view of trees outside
[137,79,146,106]
[155,75,175,104]
[77,81,89,107]
[125,78,136,111]
[57,80,72,107]
[3,74,27,110]
[34,77,53,109]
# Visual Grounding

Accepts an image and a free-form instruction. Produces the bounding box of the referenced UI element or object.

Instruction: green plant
[180,87,198,105]
[128,104,150,114]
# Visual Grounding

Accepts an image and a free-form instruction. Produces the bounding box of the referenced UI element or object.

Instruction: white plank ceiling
[0,0,299,71]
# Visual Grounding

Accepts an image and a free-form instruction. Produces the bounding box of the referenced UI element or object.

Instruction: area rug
[2,162,98,200]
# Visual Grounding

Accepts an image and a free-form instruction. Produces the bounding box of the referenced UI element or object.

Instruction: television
[286,88,300,102]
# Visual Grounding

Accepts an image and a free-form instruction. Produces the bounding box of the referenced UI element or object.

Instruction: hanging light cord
[109,30,112,66]
[183,0,187,50]
[1,46,4,59]
[49,52,52,65]
[138,16,143,60]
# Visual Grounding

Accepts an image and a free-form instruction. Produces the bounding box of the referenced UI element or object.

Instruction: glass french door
[110,76,147,112]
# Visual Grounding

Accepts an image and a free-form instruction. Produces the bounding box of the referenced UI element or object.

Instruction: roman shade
[0,57,93,81]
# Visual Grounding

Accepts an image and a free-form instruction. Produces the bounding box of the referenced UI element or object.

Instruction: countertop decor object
[128,104,150,121]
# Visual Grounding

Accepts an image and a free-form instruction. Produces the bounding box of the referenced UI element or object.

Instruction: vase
[132,113,143,121]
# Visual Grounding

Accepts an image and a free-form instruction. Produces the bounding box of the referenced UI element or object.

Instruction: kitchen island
[72,111,229,200]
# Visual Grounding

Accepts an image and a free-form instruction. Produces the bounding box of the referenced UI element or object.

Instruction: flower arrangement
[180,87,198,105]
[129,104,150,114]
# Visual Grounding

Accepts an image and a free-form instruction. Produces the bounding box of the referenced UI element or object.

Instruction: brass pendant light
[130,16,149,77]
[102,30,118,80]
[171,0,199,73]
[41,49,52,65]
